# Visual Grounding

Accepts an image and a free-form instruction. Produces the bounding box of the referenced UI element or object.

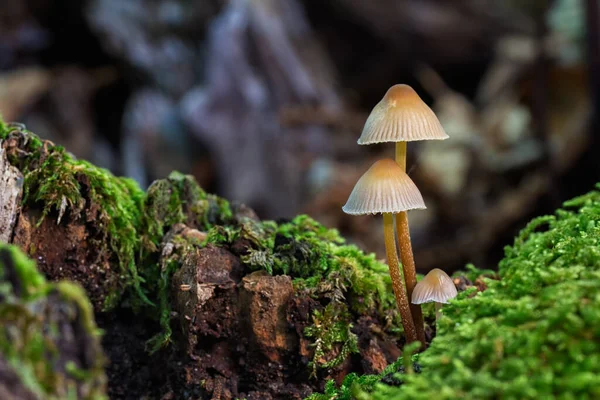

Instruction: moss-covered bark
[138,175,409,397]
[0,119,410,398]
[0,121,148,310]
[0,244,106,399]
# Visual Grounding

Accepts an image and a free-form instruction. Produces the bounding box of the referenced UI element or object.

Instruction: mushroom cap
[342,158,426,215]
[358,84,449,144]
[411,268,457,304]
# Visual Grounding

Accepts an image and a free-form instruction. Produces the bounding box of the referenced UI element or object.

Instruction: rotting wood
[0,141,23,243]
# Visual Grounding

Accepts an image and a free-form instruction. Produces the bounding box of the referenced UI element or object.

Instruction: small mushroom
[411,268,458,322]
[343,158,425,345]
[357,84,449,345]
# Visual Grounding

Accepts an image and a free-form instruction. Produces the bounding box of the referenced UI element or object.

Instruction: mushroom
[342,158,426,344]
[411,268,457,322]
[357,84,448,345]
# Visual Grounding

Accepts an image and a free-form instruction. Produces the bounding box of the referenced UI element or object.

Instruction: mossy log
[1,123,147,311]
[0,121,412,399]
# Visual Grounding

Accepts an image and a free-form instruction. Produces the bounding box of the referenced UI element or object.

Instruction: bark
[0,142,22,243]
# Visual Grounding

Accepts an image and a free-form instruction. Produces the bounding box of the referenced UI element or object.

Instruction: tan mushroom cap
[411,268,458,304]
[342,159,426,215]
[358,84,449,144]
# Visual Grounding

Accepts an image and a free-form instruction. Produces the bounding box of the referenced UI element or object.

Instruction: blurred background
[1,0,598,273]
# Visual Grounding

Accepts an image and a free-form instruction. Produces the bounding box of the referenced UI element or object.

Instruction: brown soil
[12,207,118,311]
[97,312,168,400]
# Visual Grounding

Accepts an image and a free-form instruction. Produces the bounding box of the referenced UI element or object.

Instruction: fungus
[411,268,457,322]
[342,158,425,344]
[357,84,448,345]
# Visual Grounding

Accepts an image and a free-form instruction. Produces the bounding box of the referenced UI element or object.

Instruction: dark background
[1,0,598,273]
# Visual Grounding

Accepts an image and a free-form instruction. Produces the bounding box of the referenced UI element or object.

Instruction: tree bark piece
[0,141,23,243]
[240,271,296,363]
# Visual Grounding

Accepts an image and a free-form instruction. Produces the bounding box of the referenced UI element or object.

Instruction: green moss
[139,172,237,349]
[201,214,398,369]
[313,184,600,399]
[141,171,233,250]
[54,281,100,336]
[146,248,194,352]
[305,302,359,377]
[306,351,421,400]
[0,245,106,399]
[142,172,198,247]
[307,372,385,400]
[239,215,400,369]
[140,181,399,366]
[138,171,397,363]
[239,215,395,313]
[0,241,45,300]
[0,122,148,309]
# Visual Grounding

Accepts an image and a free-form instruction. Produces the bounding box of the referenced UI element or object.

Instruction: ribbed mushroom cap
[358,84,449,144]
[411,268,458,304]
[342,159,426,215]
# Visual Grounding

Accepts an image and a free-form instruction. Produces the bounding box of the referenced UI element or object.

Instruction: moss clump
[306,351,421,400]
[142,171,233,249]
[230,215,396,316]
[240,215,399,370]
[0,244,106,399]
[138,172,235,348]
[141,174,399,368]
[305,302,360,378]
[315,184,600,399]
[204,214,398,370]
[144,226,203,351]
[0,122,148,309]
[0,119,399,382]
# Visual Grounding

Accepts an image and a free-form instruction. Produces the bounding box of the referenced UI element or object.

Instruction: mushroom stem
[435,302,442,322]
[383,212,418,344]
[394,142,426,346]
[396,212,426,345]
[395,141,407,170]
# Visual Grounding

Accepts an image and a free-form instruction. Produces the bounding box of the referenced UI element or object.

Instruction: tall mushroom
[342,158,426,345]
[357,84,448,345]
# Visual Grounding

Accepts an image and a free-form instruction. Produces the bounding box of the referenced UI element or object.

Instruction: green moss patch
[193,213,399,369]
[0,244,106,399]
[138,172,236,348]
[313,184,600,399]
[141,174,400,370]
[141,171,233,252]
[238,215,400,371]
[0,122,148,309]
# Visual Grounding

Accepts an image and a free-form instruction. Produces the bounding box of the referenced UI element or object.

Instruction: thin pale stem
[395,141,426,347]
[383,213,418,344]
[395,141,407,170]
[435,302,442,322]
[396,212,426,346]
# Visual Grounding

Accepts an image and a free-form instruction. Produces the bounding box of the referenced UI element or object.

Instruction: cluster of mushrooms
[342,84,458,347]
